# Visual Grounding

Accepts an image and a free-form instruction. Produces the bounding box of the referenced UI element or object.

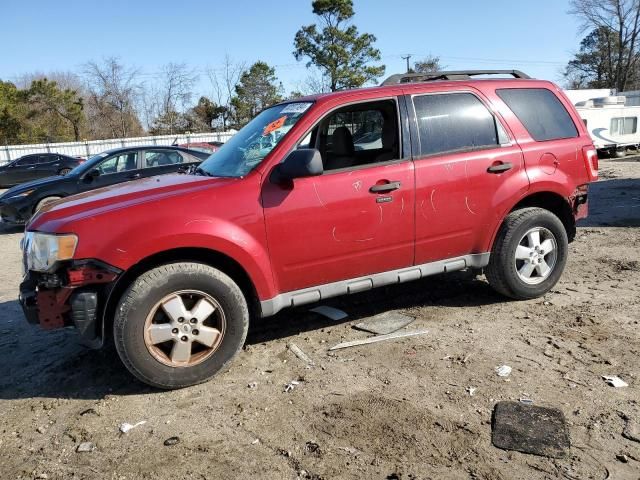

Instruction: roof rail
[381,70,531,86]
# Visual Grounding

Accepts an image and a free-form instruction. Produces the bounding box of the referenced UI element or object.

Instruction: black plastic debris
[492,401,570,458]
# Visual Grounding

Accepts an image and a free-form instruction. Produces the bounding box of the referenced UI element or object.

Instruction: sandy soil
[0,159,639,480]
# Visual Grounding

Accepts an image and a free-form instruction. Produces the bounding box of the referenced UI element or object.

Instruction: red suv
[19,70,597,389]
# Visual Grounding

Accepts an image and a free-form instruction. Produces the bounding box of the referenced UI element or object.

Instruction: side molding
[260,253,490,317]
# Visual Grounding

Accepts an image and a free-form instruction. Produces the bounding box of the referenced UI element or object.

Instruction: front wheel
[485,207,568,299]
[114,262,249,389]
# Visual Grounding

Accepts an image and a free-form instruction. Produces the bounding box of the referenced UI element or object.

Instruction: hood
[1,175,70,199]
[29,173,235,229]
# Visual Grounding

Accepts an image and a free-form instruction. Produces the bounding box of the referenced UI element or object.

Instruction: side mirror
[84,169,100,182]
[270,148,323,184]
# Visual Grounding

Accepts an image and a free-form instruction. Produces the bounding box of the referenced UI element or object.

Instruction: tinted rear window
[413,93,500,156]
[496,88,578,141]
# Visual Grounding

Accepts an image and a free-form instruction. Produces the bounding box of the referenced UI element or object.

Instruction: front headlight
[22,232,78,272]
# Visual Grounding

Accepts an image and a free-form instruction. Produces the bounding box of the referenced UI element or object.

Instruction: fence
[0,132,236,165]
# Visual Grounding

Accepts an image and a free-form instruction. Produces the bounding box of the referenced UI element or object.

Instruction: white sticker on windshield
[281,102,312,114]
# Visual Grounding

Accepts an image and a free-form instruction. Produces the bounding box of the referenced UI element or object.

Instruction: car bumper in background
[0,198,31,224]
[19,261,122,348]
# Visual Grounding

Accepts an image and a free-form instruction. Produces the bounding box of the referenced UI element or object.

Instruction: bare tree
[207,55,245,130]
[570,0,640,91]
[83,57,144,138]
[150,62,199,135]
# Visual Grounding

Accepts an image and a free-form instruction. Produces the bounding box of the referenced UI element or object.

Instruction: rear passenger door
[407,90,527,264]
[141,149,195,177]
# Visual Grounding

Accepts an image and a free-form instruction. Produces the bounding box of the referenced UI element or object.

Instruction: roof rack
[381,70,531,86]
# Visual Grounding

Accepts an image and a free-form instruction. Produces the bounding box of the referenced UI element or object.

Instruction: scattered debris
[251,438,260,445]
[164,436,180,446]
[620,413,640,443]
[36,426,46,434]
[466,387,477,396]
[519,398,534,405]
[119,421,146,434]
[309,306,348,321]
[495,365,512,377]
[603,375,628,388]
[79,408,98,416]
[338,446,363,455]
[287,343,315,366]
[284,380,300,393]
[353,311,415,335]
[247,382,258,389]
[616,453,629,463]
[492,401,570,458]
[305,441,321,456]
[328,329,429,351]
[76,442,95,453]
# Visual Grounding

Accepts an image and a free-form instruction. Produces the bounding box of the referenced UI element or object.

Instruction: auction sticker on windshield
[281,102,312,114]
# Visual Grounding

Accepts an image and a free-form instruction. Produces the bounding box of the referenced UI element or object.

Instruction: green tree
[230,62,283,127]
[28,78,84,141]
[293,0,385,91]
[0,81,27,144]
[413,55,443,74]
[189,96,226,130]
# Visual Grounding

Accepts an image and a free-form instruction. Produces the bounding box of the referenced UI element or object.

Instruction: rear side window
[412,93,500,156]
[497,88,578,141]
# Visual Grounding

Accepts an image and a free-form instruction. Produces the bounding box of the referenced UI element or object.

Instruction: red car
[20,70,597,388]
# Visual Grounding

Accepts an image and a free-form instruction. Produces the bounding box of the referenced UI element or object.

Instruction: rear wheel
[114,262,249,389]
[486,207,568,299]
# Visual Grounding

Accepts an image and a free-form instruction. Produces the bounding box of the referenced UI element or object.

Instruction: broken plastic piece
[284,380,300,393]
[328,329,429,351]
[496,365,512,377]
[309,306,348,321]
[287,343,315,366]
[119,421,146,433]
[353,311,415,335]
[602,375,628,388]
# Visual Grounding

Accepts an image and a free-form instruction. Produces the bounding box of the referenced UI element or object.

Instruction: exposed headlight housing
[22,232,78,272]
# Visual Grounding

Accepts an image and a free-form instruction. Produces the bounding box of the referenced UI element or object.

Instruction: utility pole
[402,54,412,73]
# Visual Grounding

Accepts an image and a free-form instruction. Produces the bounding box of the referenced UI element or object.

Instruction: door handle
[369,181,401,193]
[487,162,513,173]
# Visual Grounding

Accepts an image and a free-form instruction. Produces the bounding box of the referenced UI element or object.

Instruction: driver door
[262,97,415,294]
[80,151,140,192]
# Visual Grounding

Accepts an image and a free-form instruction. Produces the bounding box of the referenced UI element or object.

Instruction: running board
[260,253,490,317]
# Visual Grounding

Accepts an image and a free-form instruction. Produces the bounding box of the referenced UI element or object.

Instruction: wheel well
[510,192,576,242]
[101,248,260,343]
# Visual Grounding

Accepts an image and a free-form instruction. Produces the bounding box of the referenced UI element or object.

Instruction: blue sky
[3,0,584,94]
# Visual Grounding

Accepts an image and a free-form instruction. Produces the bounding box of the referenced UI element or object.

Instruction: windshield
[197,102,313,177]
[68,152,109,175]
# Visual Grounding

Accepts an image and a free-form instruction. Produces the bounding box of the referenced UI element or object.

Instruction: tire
[114,262,249,389]
[485,207,568,300]
[34,196,62,213]
[58,168,71,175]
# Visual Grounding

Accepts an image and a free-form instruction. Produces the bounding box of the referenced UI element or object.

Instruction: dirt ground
[0,159,639,480]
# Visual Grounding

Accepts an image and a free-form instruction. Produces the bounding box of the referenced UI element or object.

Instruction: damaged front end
[19,260,121,348]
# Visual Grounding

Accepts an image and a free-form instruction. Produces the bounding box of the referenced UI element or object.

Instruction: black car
[0,146,209,224]
[0,153,84,187]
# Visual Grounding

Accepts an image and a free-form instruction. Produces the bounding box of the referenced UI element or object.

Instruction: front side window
[497,88,578,142]
[413,93,500,156]
[610,116,637,135]
[97,152,138,175]
[197,102,313,177]
[15,155,37,167]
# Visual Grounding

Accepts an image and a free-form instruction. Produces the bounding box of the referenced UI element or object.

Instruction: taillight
[581,146,598,181]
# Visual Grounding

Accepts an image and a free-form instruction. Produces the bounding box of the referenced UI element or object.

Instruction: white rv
[570,92,640,157]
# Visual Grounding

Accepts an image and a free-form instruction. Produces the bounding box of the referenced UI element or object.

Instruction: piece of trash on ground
[163,436,180,446]
[284,380,300,393]
[466,387,477,396]
[519,398,534,405]
[119,420,147,434]
[328,329,429,351]
[76,442,95,453]
[353,311,415,335]
[247,382,258,389]
[251,438,260,445]
[287,343,315,366]
[492,401,570,458]
[603,375,628,388]
[495,365,512,377]
[309,306,348,321]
